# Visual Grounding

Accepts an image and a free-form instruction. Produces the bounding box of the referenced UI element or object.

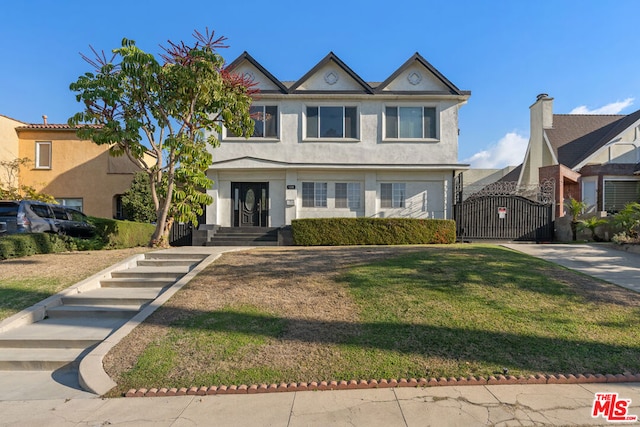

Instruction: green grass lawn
[0,278,64,320]
[113,245,640,392]
[0,248,150,321]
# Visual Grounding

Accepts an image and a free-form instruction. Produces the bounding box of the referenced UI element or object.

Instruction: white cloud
[569,98,634,115]
[464,132,528,169]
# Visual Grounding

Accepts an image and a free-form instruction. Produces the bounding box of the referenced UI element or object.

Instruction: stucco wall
[17,129,136,218]
[0,116,23,185]
[208,168,451,227]
[215,98,461,165]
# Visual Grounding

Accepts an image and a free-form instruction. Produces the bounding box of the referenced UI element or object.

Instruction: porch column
[208,171,219,225]
[364,172,377,218]
[285,170,298,225]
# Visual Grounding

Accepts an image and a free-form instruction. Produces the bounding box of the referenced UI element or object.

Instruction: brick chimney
[42,115,48,125]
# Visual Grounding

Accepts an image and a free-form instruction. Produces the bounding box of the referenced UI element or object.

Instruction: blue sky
[1,0,638,168]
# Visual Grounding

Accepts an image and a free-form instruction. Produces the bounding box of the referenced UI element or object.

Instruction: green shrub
[0,218,154,260]
[90,217,155,249]
[0,233,69,260]
[291,218,456,246]
[612,202,640,241]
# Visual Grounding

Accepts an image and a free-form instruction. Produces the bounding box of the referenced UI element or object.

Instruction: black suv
[51,205,96,238]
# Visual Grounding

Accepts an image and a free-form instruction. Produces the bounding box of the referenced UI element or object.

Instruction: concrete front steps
[0,251,209,382]
[207,227,278,246]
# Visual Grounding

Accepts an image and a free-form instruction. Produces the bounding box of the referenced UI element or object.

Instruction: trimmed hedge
[0,218,154,260]
[90,217,155,249]
[291,218,456,246]
[0,233,69,260]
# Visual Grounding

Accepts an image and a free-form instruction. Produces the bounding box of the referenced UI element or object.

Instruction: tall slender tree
[69,29,256,246]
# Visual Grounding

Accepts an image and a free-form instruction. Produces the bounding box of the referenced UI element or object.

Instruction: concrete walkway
[1,243,639,426]
[502,243,640,293]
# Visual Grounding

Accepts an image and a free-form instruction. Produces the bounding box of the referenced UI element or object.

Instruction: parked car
[0,200,59,235]
[51,206,96,238]
[0,200,95,238]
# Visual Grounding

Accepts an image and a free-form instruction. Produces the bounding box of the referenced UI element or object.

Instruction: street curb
[124,373,640,397]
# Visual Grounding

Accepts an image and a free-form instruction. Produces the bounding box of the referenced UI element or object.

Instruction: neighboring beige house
[519,94,640,217]
[206,52,470,228]
[1,115,140,218]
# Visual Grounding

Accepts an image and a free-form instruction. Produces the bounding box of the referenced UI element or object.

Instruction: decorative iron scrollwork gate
[453,175,555,241]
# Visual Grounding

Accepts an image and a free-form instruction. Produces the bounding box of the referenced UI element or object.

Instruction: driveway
[502,243,640,293]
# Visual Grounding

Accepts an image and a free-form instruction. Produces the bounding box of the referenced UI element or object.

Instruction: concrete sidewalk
[1,382,639,426]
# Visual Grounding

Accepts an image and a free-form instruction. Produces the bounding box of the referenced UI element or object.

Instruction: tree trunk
[150,221,169,248]
[571,221,577,241]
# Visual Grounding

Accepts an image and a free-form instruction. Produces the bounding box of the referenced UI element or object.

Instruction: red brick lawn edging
[124,373,640,397]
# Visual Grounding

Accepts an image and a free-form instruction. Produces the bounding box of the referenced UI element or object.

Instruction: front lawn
[104,245,640,394]
[0,248,151,321]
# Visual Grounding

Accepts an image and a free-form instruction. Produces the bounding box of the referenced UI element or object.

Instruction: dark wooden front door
[232,182,268,227]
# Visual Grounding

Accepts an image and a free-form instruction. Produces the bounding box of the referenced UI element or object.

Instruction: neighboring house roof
[0,114,27,124]
[16,123,101,131]
[497,164,522,183]
[16,123,75,130]
[547,109,640,168]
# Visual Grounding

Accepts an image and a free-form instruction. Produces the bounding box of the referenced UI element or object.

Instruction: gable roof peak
[288,51,373,93]
[375,52,468,95]
[225,51,288,93]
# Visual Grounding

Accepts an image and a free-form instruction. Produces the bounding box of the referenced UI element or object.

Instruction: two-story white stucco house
[205,52,470,231]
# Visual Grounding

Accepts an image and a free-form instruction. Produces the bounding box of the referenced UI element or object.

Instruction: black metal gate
[169,208,206,246]
[169,222,193,246]
[453,175,554,241]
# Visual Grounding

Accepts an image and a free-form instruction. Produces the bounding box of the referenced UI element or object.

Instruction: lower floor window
[56,198,83,212]
[302,182,327,207]
[335,183,361,209]
[604,180,640,213]
[380,183,406,208]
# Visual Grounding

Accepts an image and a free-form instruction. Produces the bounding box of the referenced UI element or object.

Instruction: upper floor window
[302,182,327,207]
[35,141,52,169]
[385,106,437,139]
[306,106,357,139]
[228,105,278,138]
[335,183,361,209]
[381,183,406,208]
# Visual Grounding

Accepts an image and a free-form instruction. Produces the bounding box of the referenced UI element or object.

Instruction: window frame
[335,182,361,209]
[302,182,328,208]
[35,141,52,169]
[304,105,359,140]
[225,104,279,140]
[380,183,406,208]
[383,106,438,141]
